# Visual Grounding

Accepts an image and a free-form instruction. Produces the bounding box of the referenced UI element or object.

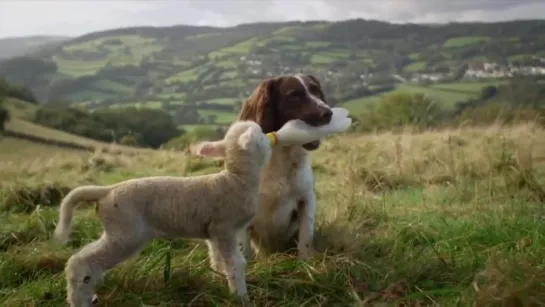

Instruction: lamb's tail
[53,185,113,245]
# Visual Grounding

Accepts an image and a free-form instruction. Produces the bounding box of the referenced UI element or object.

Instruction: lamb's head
[194,120,272,172]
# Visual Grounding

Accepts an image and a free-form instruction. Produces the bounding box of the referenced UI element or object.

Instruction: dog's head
[237,74,332,151]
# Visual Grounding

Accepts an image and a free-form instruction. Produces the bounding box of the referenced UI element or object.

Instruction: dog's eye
[308,85,319,93]
[290,90,305,100]
[308,85,322,97]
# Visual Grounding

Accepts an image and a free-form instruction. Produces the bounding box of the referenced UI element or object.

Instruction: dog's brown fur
[237,74,332,259]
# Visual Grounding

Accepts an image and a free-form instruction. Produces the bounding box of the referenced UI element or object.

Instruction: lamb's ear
[194,140,226,158]
[237,127,255,150]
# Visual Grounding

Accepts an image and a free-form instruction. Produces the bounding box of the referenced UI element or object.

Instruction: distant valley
[1,19,545,129]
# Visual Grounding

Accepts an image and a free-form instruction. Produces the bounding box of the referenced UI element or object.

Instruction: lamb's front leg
[206,239,225,273]
[209,235,251,306]
[297,191,317,260]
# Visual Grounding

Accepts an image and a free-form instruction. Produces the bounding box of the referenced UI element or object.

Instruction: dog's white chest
[259,147,314,211]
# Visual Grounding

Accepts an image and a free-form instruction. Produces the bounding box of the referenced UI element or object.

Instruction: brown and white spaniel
[236,74,332,260]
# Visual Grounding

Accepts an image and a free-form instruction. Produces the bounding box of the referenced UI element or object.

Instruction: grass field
[396,84,474,105]
[54,58,108,77]
[206,98,239,105]
[443,36,491,48]
[4,118,107,148]
[405,61,427,72]
[433,80,507,93]
[166,66,203,83]
[209,38,259,58]
[341,95,381,113]
[60,35,163,69]
[198,110,237,124]
[2,98,38,119]
[342,80,508,114]
[1,121,545,306]
[179,124,213,132]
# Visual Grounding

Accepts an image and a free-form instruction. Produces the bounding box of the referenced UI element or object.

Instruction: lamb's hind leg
[64,232,148,307]
[208,233,250,305]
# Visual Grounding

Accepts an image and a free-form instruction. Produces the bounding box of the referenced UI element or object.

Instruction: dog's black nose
[321,109,333,122]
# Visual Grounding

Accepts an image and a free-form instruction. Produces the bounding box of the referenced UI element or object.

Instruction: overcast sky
[1,0,544,39]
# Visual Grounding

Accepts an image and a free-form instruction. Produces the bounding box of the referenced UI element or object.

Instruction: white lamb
[53,120,272,307]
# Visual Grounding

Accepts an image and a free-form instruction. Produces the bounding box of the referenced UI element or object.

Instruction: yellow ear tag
[266,132,278,145]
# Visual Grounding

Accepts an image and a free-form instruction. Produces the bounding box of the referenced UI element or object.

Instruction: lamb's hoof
[297,246,317,260]
[240,295,252,307]
[209,261,224,274]
[92,294,99,305]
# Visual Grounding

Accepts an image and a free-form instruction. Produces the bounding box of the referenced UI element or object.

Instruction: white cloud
[0,0,544,38]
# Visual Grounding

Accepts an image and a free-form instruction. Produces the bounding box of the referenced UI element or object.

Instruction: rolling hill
[0,35,70,60]
[1,19,545,128]
[1,97,145,153]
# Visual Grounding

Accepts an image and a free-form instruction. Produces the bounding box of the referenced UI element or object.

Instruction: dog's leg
[297,192,317,260]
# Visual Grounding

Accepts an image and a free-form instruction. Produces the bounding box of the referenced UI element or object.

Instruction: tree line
[0,95,8,132]
[0,77,37,104]
[33,106,181,148]
[0,77,39,131]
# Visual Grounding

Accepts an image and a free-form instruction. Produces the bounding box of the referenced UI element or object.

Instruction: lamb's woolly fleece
[53,120,271,307]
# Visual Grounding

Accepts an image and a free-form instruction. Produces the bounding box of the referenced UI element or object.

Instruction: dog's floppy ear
[238,78,277,133]
[306,74,322,88]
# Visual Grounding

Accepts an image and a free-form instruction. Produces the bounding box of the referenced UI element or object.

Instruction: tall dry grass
[1,124,544,306]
